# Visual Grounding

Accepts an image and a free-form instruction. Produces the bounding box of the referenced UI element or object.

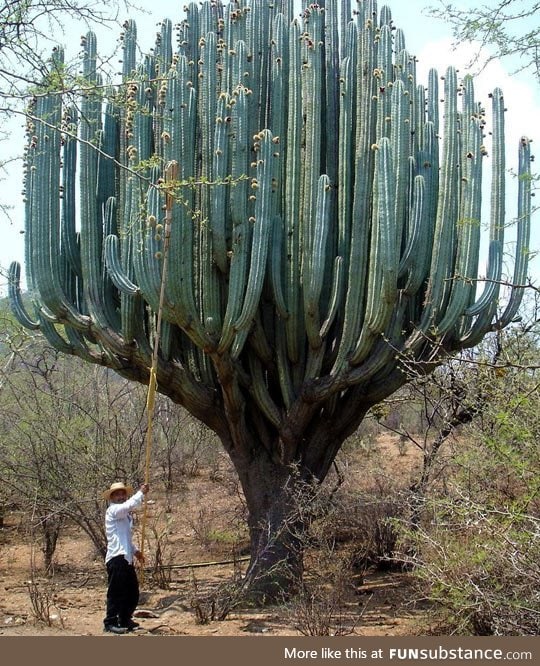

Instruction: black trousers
[104,555,139,629]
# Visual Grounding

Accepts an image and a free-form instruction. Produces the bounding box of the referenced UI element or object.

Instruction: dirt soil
[0,434,433,637]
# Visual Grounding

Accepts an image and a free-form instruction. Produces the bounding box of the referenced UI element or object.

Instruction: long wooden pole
[139,161,178,582]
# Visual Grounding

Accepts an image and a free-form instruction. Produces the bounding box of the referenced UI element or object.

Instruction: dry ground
[0,434,434,637]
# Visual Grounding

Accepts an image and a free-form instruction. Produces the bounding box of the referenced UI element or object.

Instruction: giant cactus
[9,0,532,594]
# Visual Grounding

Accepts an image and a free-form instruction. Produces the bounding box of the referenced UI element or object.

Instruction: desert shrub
[403,499,540,635]
[152,402,222,487]
[316,474,411,573]
[286,548,365,636]
[399,339,540,635]
[0,346,147,560]
[278,483,377,635]
[189,559,246,624]
[350,489,409,571]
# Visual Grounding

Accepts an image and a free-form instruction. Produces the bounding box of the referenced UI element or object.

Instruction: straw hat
[103,482,134,501]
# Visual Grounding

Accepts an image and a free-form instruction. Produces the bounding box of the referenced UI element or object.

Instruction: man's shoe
[104,625,129,635]
[127,620,140,630]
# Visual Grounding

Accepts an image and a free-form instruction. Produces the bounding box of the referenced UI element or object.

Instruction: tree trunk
[40,513,63,574]
[215,385,380,600]
[227,442,324,601]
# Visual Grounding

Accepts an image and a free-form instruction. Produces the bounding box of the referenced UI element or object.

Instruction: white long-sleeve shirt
[105,490,144,564]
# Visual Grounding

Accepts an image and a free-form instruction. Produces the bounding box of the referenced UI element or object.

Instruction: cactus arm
[119,67,153,355]
[427,68,440,134]
[61,106,82,277]
[210,93,230,274]
[64,325,107,364]
[339,2,352,59]
[179,2,200,65]
[394,27,406,55]
[350,136,398,364]
[229,39,250,92]
[275,317,295,409]
[134,177,171,326]
[412,82,425,158]
[199,0,214,36]
[248,313,274,366]
[29,91,90,330]
[304,175,332,350]
[156,19,173,77]
[338,49,355,289]
[464,240,503,318]
[250,0,272,133]
[436,117,482,335]
[117,175,144,345]
[284,19,302,365]
[331,14,377,375]
[462,88,506,321]
[122,19,137,78]
[97,99,117,213]
[233,130,276,340]
[133,172,163,310]
[380,4,392,26]
[300,5,324,303]
[304,343,326,383]
[494,135,532,328]
[490,88,506,248]
[163,64,180,164]
[218,86,251,353]
[104,234,140,295]
[38,317,75,354]
[8,262,40,330]
[389,79,411,260]
[269,214,289,320]
[248,354,281,428]
[399,173,424,280]
[399,175,429,296]
[199,32,222,340]
[78,31,127,351]
[375,24,393,141]
[270,12,286,203]
[165,58,206,344]
[435,75,484,336]
[116,20,138,227]
[320,256,344,339]
[459,89,520,345]
[109,182,139,347]
[325,0,340,186]
[416,67,460,335]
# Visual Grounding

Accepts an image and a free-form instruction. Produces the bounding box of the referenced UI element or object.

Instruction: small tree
[0,307,147,561]
[428,0,540,82]
[387,296,540,634]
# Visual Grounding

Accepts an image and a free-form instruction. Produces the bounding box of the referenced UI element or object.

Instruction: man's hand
[140,483,149,495]
[134,549,145,564]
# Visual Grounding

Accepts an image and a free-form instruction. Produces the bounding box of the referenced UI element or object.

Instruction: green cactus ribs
[10,0,532,437]
[9,0,533,594]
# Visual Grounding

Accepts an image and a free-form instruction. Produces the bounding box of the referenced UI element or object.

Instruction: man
[102,481,149,634]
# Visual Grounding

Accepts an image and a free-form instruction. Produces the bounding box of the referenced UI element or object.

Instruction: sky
[1,0,538,293]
